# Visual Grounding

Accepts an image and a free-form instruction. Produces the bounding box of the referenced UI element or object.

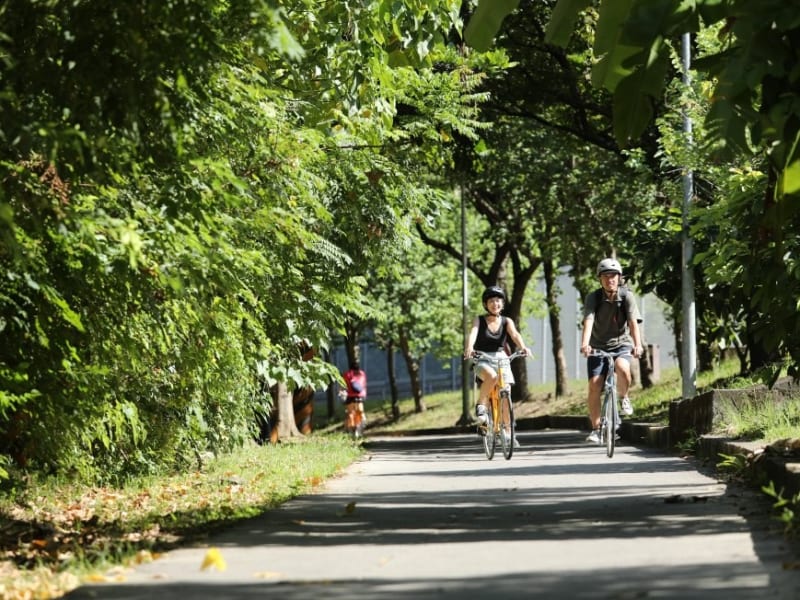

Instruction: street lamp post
[681,32,697,400]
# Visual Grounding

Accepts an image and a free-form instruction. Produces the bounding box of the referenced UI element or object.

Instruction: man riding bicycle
[464,285,530,434]
[580,258,643,444]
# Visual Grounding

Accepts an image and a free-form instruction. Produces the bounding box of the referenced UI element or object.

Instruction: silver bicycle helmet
[596,257,623,276]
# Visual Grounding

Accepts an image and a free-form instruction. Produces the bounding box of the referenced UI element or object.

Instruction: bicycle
[338,390,365,439]
[589,349,620,458]
[471,350,527,460]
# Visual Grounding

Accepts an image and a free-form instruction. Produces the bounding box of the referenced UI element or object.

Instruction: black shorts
[587,346,632,379]
[345,397,364,405]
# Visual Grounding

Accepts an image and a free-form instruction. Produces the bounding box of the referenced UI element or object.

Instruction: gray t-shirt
[583,288,642,351]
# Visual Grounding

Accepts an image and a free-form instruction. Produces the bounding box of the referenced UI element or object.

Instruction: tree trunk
[323,348,336,420]
[399,329,425,412]
[501,261,539,402]
[272,381,301,442]
[344,322,360,367]
[543,258,569,397]
[387,339,400,420]
[639,345,653,389]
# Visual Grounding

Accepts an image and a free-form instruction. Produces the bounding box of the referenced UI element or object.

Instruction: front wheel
[499,390,514,460]
[603,391,616,458]
[482,407,496,460]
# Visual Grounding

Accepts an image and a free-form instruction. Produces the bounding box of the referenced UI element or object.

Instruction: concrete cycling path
[69,429,799,599]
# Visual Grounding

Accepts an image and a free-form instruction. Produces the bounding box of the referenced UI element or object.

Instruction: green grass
[713,397,800,442]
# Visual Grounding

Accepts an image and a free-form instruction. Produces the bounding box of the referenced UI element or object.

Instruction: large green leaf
[612,76,654,147]
[544,0,592,47]
[463,0,521,51]
[778,157,800,197]
[594,0,636,56]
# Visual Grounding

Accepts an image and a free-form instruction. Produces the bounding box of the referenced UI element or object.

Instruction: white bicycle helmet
[596,257,623,276]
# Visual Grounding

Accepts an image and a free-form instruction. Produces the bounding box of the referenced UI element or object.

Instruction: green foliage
[762,480,800,536]
[0,0,488,482]
[545,0,800,201]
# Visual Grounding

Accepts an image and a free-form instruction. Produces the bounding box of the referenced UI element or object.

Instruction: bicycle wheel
[482,403,496,460]
[604,389,616,458]
[499,390,514,460]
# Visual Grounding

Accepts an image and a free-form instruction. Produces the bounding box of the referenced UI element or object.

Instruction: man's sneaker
[586,429,601,444]
[621,396,634,416]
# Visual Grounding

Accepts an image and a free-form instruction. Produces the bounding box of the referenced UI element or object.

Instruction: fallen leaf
[253,571,282,579]
[344,501,357,514]
[200,547,227,572]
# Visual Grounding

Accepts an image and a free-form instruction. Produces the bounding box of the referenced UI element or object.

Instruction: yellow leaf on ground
[200,547,227,572]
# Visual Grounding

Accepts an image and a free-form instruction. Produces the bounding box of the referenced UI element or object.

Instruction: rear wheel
[499,390,514,460]
[482,404,495,460]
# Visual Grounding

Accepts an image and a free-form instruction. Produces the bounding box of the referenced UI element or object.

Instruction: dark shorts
[345,397,365,405]
[587,346,633,379]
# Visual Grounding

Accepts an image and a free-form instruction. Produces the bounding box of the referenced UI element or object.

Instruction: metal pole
[681,32,697,400]
[461,185,471,423]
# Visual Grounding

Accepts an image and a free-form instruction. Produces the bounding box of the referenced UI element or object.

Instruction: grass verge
[0,435,363,599]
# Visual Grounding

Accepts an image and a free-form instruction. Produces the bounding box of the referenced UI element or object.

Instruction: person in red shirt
[342,361,367,425]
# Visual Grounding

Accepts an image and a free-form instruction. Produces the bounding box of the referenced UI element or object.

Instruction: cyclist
[580,258,643,444]
[464,285,531,433]
[342,361,367,427]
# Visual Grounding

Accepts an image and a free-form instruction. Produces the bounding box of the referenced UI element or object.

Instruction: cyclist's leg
[475,363,497,410]
[613,346,634,415]
[344,400,356,431]
[356,399,366,426]
[612,347,634,397]
[586,354,605,430]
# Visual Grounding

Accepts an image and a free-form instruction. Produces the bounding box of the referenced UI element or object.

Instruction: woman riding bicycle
[464,285,530,432]
[580,258,643,444]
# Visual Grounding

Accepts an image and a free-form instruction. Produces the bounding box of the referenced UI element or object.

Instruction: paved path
[69,430,799,599]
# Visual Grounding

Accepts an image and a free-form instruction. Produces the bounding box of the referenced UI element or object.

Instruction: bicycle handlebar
[588,349,614,357]
[470,349,528,362]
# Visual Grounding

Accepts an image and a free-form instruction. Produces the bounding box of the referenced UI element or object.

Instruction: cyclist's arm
[504,318,530,356]
[464,316,480,358]
[580,314,594,357]
[629,316,643,358]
